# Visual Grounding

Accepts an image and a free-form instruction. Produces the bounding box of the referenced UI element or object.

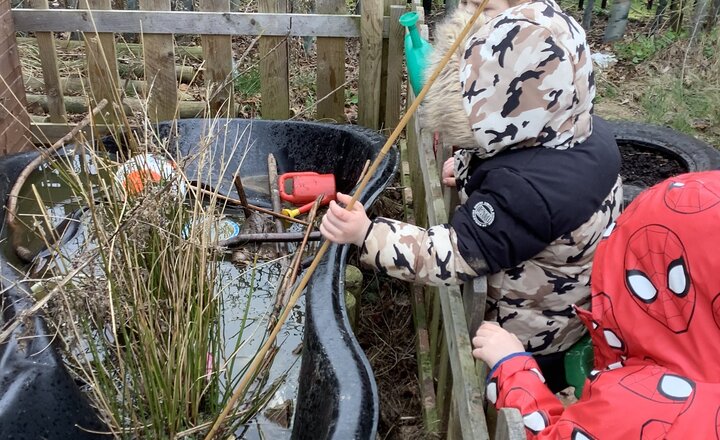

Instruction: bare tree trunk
[652,0,669,32]
[603,0,631,42]
[582,0,595,30]
[669,0,684,32]
[691,0,710,33]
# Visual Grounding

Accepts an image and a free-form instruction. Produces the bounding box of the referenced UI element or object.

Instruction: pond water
[5,152,307,438]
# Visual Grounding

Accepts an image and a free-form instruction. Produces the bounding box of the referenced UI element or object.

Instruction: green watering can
[564,334,594,399]
[399,11,433,96]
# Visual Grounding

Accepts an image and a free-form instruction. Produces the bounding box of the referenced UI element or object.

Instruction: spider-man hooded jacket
[485,170,720,439]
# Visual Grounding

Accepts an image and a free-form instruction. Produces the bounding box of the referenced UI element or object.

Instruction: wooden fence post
[0,0,31,154]
[140,0,178,122]
[200,0,235,117]
[258,0,290,119]
[30,0,66,123]
[384,3,404,132]
[358,0,382,129]
[82,0,121,125]
[315,0,346,122]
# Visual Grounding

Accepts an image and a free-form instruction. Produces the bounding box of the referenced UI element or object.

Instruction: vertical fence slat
[416,101,489,439]
[315,0,345,122]
[0,0,31,154]
[30,0,66,123]
[358,0,382,129]
[384,4,403,132]
[140,0,177,122]
[258,0,290,119]
[495,408,526,440]
[82,0,120,124]
[200,0,234,117]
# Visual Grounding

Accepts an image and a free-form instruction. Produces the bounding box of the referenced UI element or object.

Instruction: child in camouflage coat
[320,0,623,391]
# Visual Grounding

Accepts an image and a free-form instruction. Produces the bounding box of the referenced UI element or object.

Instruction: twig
[218,231,321,247]
[267,153,286,256]
[278,196,322,309]
[203,1,491,437]
[356,159,371,187]
[232,175,252,218]
[192,186,309,226]
[5,99,108,262]
[269,195,322,330]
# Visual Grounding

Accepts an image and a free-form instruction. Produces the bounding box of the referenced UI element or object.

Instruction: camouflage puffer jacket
[359,0,623,355]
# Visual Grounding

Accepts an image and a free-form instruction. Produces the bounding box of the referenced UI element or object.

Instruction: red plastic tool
[278,172,336,218]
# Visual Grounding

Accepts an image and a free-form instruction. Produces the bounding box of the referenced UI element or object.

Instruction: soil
[619,141,688,187]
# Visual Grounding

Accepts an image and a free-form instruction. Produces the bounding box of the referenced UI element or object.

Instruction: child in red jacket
[472,170,720,439]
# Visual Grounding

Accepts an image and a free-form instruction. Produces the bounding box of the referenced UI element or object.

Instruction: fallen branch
[6,99,108,262]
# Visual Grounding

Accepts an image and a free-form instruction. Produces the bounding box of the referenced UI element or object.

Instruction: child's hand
[442,157,456,187]
[320,192,372,247]
[471,322,525,369]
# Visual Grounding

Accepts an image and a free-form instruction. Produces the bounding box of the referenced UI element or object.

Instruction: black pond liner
[0,119,398,440]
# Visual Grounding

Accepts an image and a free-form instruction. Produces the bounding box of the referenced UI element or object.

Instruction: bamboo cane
[204,2,489,437]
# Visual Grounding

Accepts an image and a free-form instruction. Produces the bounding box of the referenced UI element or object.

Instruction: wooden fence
[5,0,406,148]
[0,0,31,155]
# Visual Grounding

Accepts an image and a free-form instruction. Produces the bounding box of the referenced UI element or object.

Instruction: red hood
[581,171,720,382]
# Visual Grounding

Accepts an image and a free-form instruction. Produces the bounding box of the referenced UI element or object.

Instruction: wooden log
[200,0,235,117]
[358,0,383,129]
[23,75,195,99]
[140,0,177,122]
[81,0,120,125]
[26,93,212,118]
[29,0,66,123]
[258,0,290,120]
[315,0,346,122]
[16,36,205,60]
[384,4,404,132]
[117,63,196,82]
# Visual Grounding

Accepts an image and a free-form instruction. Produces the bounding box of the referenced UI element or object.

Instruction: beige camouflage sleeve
[359,217,482,286]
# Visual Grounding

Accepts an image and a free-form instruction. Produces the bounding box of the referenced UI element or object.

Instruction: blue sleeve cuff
[486,352,533,383]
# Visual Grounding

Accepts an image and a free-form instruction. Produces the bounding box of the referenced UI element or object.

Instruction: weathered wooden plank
[357,0,382,129]
[410,283,442,435]
[29,0,66,123]
[200,0,234,117]
[258,0,289,120]
[26,93,213,118]
[81,0,120,125]
[495,408,526,440]
[0,31,32,154]
[463,277,487,340]
[383,4,403,132]
[140,0,177,121]
[416,124,489,439]
[12,9,394,37]
[315,0,345,122]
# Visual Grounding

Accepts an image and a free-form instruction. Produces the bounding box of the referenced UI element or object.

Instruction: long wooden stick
[194,186,309,226]
[204,3,489,437]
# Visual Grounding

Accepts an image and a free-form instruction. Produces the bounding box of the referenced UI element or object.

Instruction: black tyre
[608,121,720,206]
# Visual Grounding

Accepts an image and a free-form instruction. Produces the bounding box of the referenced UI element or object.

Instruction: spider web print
[664,179,720,214]
[625,225,696,333]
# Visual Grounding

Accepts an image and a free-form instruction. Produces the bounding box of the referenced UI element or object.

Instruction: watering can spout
[399,11,433,96]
